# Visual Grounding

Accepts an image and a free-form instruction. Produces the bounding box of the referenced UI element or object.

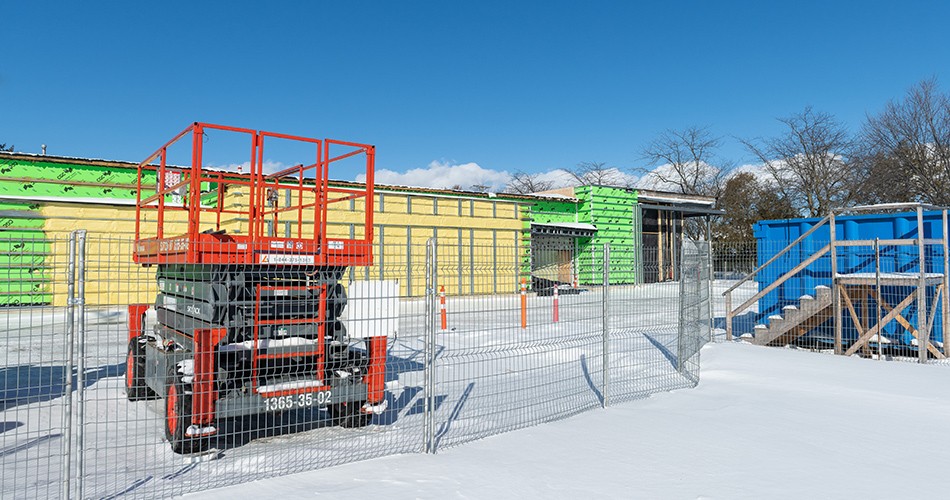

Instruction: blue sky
[3,1,950,190]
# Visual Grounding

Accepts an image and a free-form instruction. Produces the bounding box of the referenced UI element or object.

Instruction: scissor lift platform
[124,123,388,454]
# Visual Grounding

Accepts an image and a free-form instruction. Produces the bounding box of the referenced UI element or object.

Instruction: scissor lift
[124,123,387,454]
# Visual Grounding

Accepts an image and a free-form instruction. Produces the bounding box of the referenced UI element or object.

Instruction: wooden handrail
[731,244,830,316]
[723,214,831,295]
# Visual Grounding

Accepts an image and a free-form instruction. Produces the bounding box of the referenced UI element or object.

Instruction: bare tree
[0,143,13,152]
[713,172,797,242]
[861,78,950,205]
[504,170,555,194]
[742,107,859,217]
[638,126,728,197]
[567,161,630,187]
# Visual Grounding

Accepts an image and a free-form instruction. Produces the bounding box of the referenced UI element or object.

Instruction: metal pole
[706,221,714,342]
[602,244,610,408]
[943,210,949,357]
[423,238,438,453]
[61,232,77,500]
[875,237,882,361]
[75,229,87,499]
[830,212,841,355]
[678,248,687,373]
[918,206,927,364]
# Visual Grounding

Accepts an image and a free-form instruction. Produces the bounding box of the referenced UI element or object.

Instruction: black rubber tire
[328,401,372,428]
[165,365,211,455]
[327,282,347,320]
[125,337,157,402]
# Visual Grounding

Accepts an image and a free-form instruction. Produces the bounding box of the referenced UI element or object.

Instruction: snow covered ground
[194,341,950,500]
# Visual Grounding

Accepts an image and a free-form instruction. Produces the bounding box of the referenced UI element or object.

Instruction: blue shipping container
[753,210,948,347]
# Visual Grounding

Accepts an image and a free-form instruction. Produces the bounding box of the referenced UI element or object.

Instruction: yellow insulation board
[31,191,525,305]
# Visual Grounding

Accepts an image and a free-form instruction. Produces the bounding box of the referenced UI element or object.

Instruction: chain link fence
[2,232,711,499]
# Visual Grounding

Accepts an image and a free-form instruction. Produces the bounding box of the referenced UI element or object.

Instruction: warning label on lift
[259,254,316,265]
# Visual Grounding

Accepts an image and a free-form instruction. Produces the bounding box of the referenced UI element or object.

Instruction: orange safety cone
[439,285,447,331]
[520,278,527,329]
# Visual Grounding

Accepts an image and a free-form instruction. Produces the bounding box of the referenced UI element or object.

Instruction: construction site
[0,123,714,499]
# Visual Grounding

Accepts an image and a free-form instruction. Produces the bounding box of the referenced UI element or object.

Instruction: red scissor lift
[125,123,387,454]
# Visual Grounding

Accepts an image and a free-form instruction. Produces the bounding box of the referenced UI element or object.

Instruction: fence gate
[678,240,712,374]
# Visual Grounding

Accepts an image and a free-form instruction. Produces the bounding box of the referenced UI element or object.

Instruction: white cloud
[532,168,577,188]
[357,161,512,192]
[730,162,778,185]
[354,162,643,194]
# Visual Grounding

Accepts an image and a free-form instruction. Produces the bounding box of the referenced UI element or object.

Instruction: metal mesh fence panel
[2,233,712,498]
[0,233,71,499]
[429,241,607,449]
[605,244,706,406]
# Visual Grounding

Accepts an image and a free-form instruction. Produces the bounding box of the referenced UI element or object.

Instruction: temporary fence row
[1,234,711,499]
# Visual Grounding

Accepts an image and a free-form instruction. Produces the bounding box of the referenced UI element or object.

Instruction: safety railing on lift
[133,122,375,266]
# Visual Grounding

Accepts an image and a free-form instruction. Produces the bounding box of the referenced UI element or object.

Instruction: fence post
[706,223,714,341]
[678,247,687,373]
[75,229,88,499]
[875,237,882,360]
[943,210,949,358]
[831,212,841,355]
[423,238,438,453]
[602,244,610,408]
[61,232,78,500]
[917,206,928,364]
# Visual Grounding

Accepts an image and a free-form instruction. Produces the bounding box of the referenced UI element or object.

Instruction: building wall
[527,197,580,285]
[575,186,640,284]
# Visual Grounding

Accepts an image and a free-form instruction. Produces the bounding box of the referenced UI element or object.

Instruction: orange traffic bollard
[520,278,527,329]
[553,284,559,323]
[439,285,447,331]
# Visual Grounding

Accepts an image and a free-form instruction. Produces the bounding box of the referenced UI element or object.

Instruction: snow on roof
[636,192,716,206]
[530,192,577,200]
[848,202,946,212]
[531,222,597,231]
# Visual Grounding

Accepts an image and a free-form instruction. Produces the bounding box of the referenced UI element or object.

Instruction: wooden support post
[846,292,917,356]
[872,288,946,360]
[861,286,871,357]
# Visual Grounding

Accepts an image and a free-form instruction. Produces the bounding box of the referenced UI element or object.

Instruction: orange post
[573,273,578,289]
[439,285,447,331]
[553,284,559,323]
[520,278,528,329]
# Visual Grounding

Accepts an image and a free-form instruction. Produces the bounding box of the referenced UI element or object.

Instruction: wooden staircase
[724,203,948,363]
[752,285,833,346]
